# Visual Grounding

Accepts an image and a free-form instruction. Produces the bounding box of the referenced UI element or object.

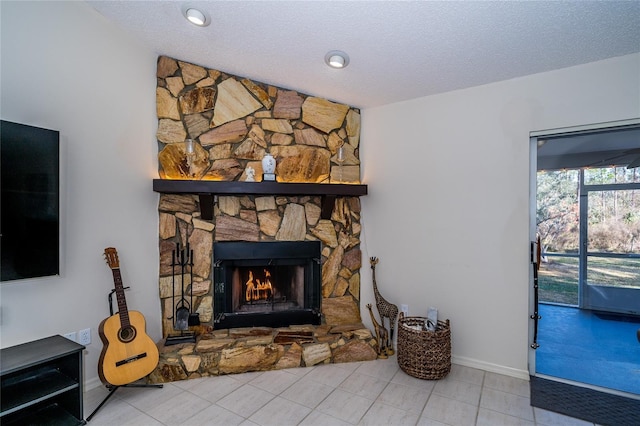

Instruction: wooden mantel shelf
[153,179,368,220]
[153,179,368,197]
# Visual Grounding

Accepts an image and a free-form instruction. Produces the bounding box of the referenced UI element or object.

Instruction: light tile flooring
[84,356,594,426]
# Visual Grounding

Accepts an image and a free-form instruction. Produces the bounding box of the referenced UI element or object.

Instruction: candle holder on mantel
[262,152,276,181]
[185,138,196,177]
[336,144,345,182]
[331,144,345,183]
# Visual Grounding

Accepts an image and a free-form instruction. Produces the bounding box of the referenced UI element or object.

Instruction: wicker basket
[397,313,451,380]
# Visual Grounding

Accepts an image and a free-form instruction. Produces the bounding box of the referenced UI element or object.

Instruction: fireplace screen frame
[213,241,322,329]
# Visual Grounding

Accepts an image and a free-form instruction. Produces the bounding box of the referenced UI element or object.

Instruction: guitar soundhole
[119,326,137,343]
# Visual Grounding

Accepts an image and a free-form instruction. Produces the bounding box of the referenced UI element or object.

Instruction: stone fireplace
[150,56,378,382]
[157,193,365,337]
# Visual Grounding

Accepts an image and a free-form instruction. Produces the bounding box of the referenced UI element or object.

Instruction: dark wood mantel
[153,179,368,220]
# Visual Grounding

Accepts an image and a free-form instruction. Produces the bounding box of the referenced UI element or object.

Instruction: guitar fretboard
[111,268,130,328]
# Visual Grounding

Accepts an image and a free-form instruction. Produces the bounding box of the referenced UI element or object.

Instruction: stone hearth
[149,321,379,383]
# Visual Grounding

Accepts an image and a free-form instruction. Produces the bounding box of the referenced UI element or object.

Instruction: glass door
[530,123,640,398]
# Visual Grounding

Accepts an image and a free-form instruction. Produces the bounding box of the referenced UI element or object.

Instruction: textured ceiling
[87,1,640,109]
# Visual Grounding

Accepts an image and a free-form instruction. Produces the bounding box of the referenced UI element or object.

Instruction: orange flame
[245,269,273,302]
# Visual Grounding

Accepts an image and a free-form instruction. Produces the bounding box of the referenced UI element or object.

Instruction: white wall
[0,1,159,389]
[359,53,640,378]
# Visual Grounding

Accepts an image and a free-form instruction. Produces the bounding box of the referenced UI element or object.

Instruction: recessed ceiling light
[325,50,349,69]
[184,7,209,27]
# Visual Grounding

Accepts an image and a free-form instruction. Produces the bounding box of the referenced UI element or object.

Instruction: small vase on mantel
[262,152,276,181]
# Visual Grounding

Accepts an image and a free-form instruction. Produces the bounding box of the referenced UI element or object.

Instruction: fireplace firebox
[213,241,322,329]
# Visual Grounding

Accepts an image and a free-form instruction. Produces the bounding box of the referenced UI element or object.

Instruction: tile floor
[84,356,595,425]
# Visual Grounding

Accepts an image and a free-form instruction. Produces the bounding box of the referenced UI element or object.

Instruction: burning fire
[245,269,273,302]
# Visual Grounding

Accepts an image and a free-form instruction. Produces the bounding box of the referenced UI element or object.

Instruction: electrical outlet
[401,304,409,316]
[78,328,91,345]
[63,332,77,342]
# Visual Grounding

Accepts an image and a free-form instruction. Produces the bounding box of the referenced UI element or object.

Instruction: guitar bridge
[115,352,147,367]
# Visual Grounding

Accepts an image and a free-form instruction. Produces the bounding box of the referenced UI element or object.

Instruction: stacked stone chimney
[155,56,365,338]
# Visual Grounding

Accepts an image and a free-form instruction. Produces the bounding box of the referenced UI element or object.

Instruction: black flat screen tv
[1,120,60,281]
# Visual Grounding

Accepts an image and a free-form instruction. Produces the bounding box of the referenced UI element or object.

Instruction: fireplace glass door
[213,241,321,329]
[232,264,305,314]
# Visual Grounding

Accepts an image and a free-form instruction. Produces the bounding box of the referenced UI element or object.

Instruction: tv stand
[0,335,85,425]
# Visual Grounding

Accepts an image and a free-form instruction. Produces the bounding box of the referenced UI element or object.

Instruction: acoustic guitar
[98,247,159,386]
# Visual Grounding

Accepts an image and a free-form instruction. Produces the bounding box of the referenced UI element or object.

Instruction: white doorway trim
[528,117,640,377]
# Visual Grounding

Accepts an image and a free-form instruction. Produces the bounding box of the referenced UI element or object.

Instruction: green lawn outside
[538,255,639,305]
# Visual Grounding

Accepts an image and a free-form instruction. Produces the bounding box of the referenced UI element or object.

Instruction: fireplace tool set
[166,242,199,345]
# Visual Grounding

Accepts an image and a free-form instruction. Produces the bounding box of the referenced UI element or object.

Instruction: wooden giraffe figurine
[370,257,398,355]
[366,304,389,358]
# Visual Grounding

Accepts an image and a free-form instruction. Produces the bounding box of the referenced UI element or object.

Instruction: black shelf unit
[1,335,85,425]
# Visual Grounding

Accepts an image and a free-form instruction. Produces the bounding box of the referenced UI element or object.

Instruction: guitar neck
[112,268,130,327]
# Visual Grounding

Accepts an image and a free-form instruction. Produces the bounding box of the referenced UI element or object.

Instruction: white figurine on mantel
[245,166,255,182]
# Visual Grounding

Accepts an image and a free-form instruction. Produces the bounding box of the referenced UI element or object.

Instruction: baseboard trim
[84,376,103,391]
[452,355,530,381]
